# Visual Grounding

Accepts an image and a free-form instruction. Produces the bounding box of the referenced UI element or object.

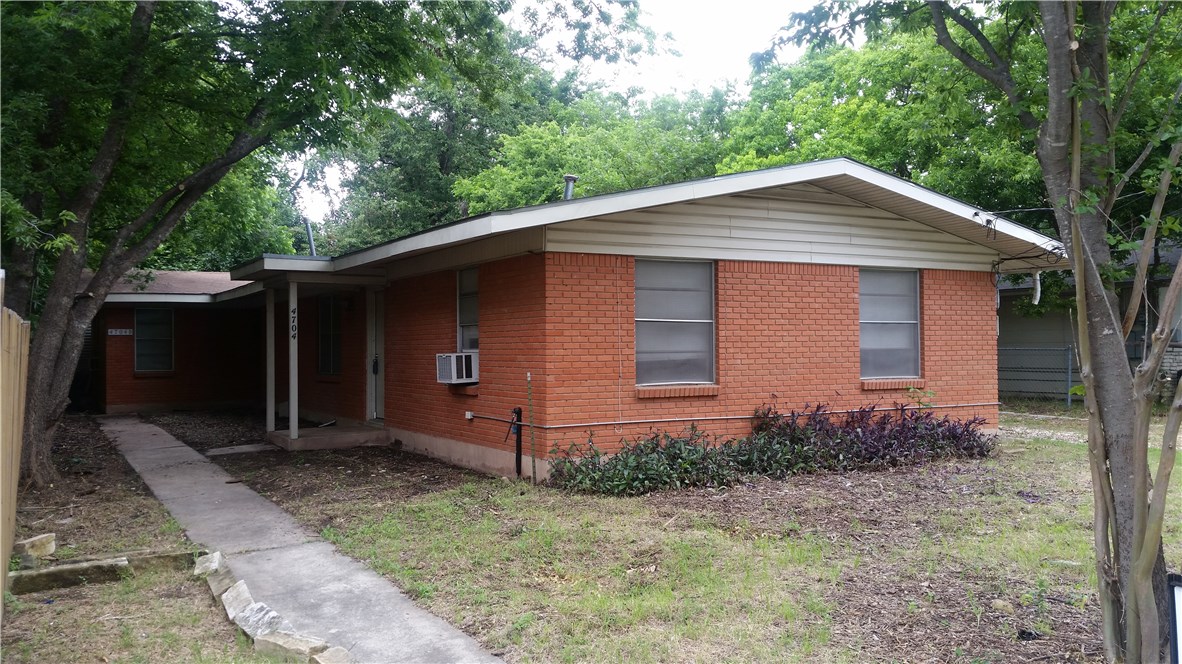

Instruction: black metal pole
[513,407,523,478]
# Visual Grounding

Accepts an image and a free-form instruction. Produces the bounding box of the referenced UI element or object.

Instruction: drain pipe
[563,174,579,200]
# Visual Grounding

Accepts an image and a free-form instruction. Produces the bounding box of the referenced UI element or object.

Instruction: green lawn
[292,429,1180,662]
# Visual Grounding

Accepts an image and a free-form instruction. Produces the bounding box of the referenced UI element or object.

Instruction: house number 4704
[290,307,298,340]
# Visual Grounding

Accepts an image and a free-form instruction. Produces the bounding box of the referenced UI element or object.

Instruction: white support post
[288,281,299,440]
[265,288,275,432]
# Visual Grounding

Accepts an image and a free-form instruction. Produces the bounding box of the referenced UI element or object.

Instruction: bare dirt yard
[2,414,269,664]
[138,408,1182,664]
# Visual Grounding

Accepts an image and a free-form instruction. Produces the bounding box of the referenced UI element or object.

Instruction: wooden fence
[1,271,32,621]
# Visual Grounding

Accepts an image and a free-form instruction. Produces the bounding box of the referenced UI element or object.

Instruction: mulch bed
[11,413,190,559]
[2,414,248,664]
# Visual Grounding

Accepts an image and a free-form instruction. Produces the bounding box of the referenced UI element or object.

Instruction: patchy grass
[176,410,1182,664]
[2,567,269,664]
[2,414,260,663]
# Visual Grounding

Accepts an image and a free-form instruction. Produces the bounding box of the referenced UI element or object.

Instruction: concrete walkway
[101,415,501,664]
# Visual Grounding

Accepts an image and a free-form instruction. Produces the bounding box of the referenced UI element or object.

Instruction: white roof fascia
[332,218,496,272]
[105,293,215,304]
[212,280,265,302]
[833,160,1064,254]
[230,255,334,280]
[331,161,856,272]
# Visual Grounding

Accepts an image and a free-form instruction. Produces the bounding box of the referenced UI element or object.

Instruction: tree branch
[1121,140,1182,339]
[1108,79,1182,210]
[1110,2,1168,133]
[927,1,1038,130]
[67,1,156,223]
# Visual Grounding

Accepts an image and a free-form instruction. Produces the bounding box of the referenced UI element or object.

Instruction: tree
[142,158,297,271]
[721,33,1048,231]
[779,2,1181,659]
[453,89,733,213]
[1,0,517,486]
[319,45,589,255]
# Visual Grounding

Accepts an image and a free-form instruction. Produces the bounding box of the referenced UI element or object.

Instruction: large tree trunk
[1038,2,1172,657]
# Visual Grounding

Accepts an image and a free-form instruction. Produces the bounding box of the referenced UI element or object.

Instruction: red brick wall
[384,253,998,462]
[384,254,548,458]
[919,268,999,409]
[101,306,263,411]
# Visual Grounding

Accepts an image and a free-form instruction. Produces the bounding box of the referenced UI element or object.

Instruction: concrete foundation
[386,426,551,481]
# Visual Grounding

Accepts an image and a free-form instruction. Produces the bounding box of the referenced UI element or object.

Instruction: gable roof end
[319,159,1061,276]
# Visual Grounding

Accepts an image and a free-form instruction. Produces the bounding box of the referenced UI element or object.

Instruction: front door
[367,289,385,420]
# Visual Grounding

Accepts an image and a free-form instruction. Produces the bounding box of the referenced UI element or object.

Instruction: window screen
[635,260,714,384]
[134,308,173,372]
[859,269,919,378]
[318,296,341,375]
[458,268,478,351]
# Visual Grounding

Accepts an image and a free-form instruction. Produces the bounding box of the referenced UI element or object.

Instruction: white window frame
[134,308,174,372]
[859,269,920,379]
[457,267,478,352]
[635,259,715,385]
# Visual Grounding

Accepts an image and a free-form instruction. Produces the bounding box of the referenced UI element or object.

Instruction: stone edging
[193,551,352,664]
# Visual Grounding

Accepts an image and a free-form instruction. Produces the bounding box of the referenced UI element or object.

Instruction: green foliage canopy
[453,90,733,215]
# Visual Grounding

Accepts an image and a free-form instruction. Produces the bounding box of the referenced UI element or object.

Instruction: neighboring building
[85,159,1062,478]
[998,250,1182,400]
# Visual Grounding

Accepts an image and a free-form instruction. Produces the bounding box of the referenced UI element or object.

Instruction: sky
[584,0,805,98]
[297,1,809,223]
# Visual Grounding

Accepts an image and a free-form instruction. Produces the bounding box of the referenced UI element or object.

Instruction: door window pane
[318,295,342,375]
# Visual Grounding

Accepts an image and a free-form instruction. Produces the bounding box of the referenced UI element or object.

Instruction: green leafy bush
[548,427,738,496]
[549,404,993,496]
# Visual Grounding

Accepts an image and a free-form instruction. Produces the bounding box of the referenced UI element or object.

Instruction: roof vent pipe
[563,174,579,200]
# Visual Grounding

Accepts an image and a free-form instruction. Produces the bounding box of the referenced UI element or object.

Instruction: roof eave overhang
[224,159,1063,280]
[805,167,1066,274]
[328,158,1064,275]
[230,254,334,281]
[105,293,216,304]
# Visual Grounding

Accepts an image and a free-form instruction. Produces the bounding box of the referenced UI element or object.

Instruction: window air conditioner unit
[436,352,478,384]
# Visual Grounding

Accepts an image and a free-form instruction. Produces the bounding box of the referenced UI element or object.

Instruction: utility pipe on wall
[469,401,1003,431]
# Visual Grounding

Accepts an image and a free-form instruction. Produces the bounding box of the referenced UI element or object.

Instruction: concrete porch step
[266,426,389,451]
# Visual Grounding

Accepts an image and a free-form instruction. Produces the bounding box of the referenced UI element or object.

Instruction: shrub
[549,404,993,496]
[548,427,739,496]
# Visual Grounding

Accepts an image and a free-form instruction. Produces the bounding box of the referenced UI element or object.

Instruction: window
[458,268,479,351]
[318,295,341,375]
[635,260,714,385]
[134,308,173,372]
[859,269,920,378]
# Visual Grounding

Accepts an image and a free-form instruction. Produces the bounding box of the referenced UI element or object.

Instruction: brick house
[89,159,1062,478]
